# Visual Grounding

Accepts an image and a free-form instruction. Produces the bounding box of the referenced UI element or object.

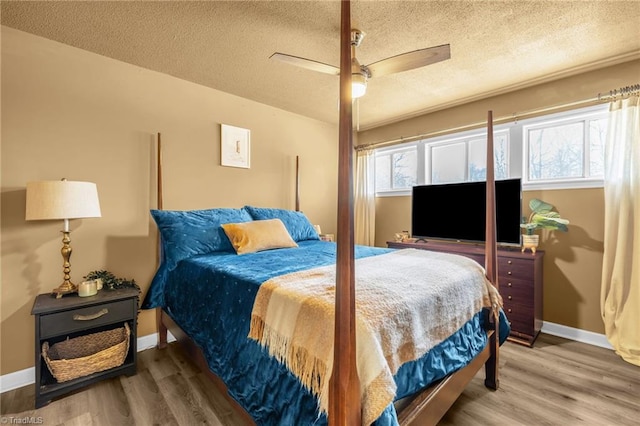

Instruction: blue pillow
[243,206,319,242]
[150,208,253,270]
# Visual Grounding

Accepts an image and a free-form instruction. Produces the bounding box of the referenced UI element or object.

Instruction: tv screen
[411,178,522,245]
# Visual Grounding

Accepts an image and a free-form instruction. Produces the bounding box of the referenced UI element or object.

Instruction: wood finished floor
[2,334,638,425]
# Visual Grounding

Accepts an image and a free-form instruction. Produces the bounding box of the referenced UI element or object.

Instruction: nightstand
[31,287,138,408]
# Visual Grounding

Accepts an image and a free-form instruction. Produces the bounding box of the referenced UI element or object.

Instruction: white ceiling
[2,1,639,130]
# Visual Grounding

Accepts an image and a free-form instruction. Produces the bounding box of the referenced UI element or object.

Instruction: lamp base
[53,230,77,298]
[52,281,77,299]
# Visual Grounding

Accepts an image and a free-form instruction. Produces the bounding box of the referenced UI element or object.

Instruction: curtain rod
[355,82,640,152]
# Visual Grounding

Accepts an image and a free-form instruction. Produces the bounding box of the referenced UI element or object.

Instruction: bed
[142,2,508,424]
[142,209,509,425]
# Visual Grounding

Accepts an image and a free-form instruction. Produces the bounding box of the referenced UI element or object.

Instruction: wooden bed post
[329,1,361,425]
[484,112,499,389]
[295,155,300,212]
[156,132,168,349]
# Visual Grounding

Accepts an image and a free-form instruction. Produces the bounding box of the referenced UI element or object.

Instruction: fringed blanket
[248,248,501,425]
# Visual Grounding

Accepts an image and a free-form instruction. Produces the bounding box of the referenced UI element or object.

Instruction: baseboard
[542,321,613,350]
[137,330,176,351]
[2,324,612,394]
[0,331,175,394]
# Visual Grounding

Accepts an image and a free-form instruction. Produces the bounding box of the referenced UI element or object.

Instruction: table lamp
[26,179,102,298]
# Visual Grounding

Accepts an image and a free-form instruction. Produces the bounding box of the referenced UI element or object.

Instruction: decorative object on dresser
[31,287,139,408]
[25,179,102,298]
[387,239,544,347]
[520,198,569,254]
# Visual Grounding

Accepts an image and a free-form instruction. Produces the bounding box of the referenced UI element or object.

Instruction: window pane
[468,134,508,181]
[494,133,509,180]
[375,154,391,191]
[589,118,607,178]
[432,143,466,183]
[392,150,417,189]
[528,122,584,180]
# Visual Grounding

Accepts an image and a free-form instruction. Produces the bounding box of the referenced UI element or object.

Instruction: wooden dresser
[387,240,544,346]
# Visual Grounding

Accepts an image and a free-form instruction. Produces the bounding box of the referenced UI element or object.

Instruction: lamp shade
[26,180,101,221]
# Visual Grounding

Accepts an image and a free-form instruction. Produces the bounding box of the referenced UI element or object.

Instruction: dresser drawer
[501,277,533,299]
[508,316,535,336]
[503,298,532,319]
[40,299,136,338]
[502,292,531,312]
[498,257,533,280]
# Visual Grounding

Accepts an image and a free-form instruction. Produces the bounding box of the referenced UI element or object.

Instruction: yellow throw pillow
[222,219,298,254]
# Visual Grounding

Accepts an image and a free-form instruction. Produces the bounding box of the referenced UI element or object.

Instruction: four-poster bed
[143,2,506,425]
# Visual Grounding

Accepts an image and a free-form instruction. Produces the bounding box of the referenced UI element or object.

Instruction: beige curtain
[354,148,376,246]
[601,95,640,366]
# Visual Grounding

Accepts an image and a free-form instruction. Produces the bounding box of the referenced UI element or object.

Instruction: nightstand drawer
[40,299,135,338]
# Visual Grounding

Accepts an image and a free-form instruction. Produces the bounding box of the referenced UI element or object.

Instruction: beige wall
[363,59,640,335]
[1,27,339,376]
[2,24,637,377]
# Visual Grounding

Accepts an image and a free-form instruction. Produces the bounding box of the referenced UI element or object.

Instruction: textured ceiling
[2,1,640,130]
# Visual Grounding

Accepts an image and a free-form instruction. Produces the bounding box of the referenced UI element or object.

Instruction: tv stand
[387,239,544,347]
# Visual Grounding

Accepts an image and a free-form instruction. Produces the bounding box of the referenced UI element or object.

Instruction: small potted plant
[520,198,569,253]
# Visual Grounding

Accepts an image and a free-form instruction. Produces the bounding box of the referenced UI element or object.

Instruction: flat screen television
[411,178,522,246]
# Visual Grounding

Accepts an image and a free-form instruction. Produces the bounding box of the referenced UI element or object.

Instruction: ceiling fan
[270,29,450,99]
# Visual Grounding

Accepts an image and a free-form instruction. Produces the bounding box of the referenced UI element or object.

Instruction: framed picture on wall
[221,124,251,168]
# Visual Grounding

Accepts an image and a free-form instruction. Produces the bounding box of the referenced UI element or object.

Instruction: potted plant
[520,198,569,253]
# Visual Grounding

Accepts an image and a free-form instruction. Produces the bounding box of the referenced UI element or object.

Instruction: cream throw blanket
[248,249,501,425]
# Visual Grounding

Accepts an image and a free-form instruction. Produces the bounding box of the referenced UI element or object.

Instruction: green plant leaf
[522,199,569,233]
[529,198,553,214]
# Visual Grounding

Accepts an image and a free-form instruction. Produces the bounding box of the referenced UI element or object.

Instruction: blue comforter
[142,240,509,425]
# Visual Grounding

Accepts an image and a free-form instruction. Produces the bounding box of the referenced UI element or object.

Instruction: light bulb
[352,73,367,99]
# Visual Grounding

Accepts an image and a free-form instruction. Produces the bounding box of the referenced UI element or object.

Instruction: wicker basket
[42,322,130,383]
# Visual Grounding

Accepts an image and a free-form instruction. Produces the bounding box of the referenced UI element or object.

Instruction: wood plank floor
[2,334,638,425]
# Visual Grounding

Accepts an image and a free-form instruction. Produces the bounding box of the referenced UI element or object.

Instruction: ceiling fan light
[352,73,367,99]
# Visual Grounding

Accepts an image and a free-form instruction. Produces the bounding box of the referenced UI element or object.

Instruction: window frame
[521,105,608,190]
[374,142,420,197]
[373,104,609,197]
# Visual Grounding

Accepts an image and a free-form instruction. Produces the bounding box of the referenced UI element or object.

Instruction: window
[523,108,607,188]
[429,131,509,184]
[373,105,608,196]
[375,145,417,193]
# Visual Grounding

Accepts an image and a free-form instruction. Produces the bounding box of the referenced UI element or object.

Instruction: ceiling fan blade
[366,44,450,78]
[270,52,340,76]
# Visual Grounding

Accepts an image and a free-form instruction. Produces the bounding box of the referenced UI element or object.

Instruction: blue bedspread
[142,240,509,425]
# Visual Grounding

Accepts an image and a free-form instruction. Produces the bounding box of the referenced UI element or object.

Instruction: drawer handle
[73,308,109,321]
[507,308,512,313]
[508,260,512,264]
[507,282,512,287]
[508,295,512,300]
[507,271,512,275]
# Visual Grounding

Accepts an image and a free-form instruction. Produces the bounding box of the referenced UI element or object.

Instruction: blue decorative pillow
[243,206,319,242]
[150,208,253,270]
